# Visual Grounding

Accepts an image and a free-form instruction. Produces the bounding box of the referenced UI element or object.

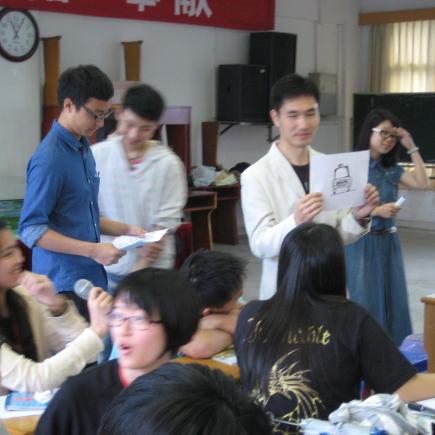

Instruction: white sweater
[92,137,187,275]
[0,286,103,393]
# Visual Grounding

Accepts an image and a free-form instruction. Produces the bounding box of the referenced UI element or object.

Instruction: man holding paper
[241,74,379,300]
[92,84,187,288]
[19,65,143,318]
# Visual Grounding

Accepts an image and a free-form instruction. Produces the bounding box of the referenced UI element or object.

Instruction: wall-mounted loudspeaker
[249,31,297,91]
[217,64,269,122]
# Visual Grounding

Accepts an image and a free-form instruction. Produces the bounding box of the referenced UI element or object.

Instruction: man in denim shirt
[19,65,143,316]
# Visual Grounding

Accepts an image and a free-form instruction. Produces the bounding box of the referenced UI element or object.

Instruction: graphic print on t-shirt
[254,349,324,434]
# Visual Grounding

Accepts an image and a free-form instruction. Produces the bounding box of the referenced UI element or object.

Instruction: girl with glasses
[36,268,200,435]
[346,108,429,346]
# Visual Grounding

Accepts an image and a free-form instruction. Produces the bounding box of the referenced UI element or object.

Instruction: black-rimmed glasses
[83,105,113,121]
[107,311,163,331]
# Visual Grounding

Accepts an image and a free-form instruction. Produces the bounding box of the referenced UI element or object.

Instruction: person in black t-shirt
[235,223,435,434]
[98,363,272,435]
[36,268,200,435]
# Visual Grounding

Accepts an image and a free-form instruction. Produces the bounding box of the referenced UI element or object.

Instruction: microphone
[73,279,95,300]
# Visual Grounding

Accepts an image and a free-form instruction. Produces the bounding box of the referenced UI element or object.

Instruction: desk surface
[3,414,39,435]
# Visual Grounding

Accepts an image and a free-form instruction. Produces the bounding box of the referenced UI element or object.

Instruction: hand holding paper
[294,192,323,225]
[352,183,379,220]
[113,228,168,251]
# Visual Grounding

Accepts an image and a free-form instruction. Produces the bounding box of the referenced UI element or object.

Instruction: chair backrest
[421,294,435,372]
[174,222,193,270]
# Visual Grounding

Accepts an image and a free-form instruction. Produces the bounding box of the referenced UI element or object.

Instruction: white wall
[0,0,362,199]
[0,50,40,199]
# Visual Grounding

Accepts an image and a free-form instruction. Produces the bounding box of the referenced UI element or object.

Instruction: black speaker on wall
[217,64,269,122]
[249,31,297,91]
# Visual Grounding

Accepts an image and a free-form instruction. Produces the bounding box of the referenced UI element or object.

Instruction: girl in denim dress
[345,109,429,346]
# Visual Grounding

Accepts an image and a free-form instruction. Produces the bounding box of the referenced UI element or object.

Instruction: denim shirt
[19,121,107,291]
[369,159,404,231]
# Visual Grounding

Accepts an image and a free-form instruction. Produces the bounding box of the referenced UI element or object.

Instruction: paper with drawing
[310,150,369,211]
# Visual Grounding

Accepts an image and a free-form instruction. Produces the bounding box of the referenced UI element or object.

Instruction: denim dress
[345,159,412,346]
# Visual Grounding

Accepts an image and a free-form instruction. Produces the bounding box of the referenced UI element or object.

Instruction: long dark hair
[0,221,37,361]
[357,108,401,167]
[240,223,348,394]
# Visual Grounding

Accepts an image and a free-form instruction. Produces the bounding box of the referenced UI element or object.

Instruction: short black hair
[270,73,319,111]
[357,108,401,167]
[114,268,200,353]
[180,250,246,309]
[98,363,272,435]
[122,84,165,121]
[57,64,114,108]
[0,221,7,231]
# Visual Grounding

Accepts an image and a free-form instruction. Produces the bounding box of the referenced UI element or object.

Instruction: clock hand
[13,18,25,40]
[8,17,18,35]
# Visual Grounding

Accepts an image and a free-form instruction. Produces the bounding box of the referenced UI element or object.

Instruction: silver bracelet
[407,146,419,155]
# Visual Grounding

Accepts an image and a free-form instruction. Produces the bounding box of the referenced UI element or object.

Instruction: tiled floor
[215,227,435,335]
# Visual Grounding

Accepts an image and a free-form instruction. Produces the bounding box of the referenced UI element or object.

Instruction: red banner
[0,0,275,30]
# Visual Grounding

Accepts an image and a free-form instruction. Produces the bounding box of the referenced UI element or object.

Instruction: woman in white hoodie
[0,221,112,392]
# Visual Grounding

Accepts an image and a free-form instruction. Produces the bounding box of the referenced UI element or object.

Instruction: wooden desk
[422,293,435,372]
[3,414,39,435]
[177,357,240,380]
[194,184,240,245]
[184,190,217,250]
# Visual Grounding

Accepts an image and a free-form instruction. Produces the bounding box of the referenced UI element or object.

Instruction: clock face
[0,8,39,62]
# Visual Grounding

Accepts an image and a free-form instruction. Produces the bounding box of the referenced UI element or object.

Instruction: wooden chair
[421,294,435,372]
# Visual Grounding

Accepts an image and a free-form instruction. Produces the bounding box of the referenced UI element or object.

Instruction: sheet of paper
[310,150,369,211]
[417,398,435,410]
[113,228,169,250]
[212,348,238,366]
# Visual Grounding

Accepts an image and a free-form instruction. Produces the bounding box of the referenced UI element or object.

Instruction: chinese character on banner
[174,0,212,18]
[126,0,160,12]
[46,0,70,3]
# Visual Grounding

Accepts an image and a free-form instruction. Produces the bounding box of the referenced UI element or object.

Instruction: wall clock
[0,8,39,62]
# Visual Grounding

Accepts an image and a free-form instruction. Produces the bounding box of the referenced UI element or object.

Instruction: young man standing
[19,65,142,314]
[92,84,187,287]
[179,250,246,358]
[241,74,379,300]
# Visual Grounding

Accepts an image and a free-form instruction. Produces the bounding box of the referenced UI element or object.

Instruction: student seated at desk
[235,223,435,434]
[36,268,200,435]
[179,250,246,358]
[98,363,272,435]
[0,221,111,393]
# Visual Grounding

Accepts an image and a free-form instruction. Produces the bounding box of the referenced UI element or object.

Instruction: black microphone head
[73,279,94,300]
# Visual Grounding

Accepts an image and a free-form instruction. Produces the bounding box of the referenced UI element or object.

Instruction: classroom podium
[421,294,435,373]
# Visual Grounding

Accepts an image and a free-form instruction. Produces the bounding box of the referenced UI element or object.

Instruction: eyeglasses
[83,105,113,121]
[372,128,399,140]
[107,311,163,331]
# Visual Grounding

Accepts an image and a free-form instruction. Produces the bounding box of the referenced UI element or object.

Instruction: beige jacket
[0,286,103,392]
